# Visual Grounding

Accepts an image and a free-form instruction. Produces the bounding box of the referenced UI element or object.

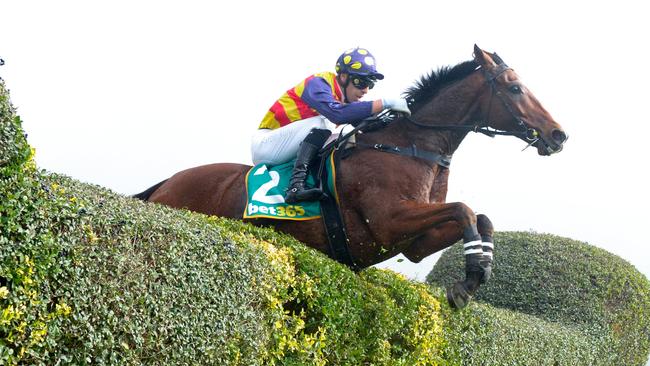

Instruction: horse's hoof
[446,281,472,310]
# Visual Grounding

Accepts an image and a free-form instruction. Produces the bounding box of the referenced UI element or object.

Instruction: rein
[404,115,532,139]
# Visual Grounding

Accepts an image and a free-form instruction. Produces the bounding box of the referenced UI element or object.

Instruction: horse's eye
[509,85,523,94]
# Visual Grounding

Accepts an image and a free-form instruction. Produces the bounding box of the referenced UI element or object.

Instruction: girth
[316,148,359,271]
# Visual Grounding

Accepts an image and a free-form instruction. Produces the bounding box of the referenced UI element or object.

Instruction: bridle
[403,61,541,144]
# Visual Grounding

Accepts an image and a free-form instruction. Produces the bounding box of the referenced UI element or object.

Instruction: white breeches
[251,116,343,166]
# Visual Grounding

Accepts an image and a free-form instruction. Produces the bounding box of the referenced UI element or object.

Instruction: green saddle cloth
[243,152,338,221]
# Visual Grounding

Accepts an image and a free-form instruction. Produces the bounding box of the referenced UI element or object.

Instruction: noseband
[404,63,539,143]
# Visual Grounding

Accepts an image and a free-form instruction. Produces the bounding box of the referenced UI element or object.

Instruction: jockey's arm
[302,77,376,125]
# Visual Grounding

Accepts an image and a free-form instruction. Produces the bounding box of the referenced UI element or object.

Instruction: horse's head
[473,45,567,155]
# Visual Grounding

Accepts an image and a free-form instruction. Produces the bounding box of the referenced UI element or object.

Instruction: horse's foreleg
[476,214,494,284]
[403,213,494,272]
[402,222,462,263]
[381,203,494,309]
[436,213,494,309]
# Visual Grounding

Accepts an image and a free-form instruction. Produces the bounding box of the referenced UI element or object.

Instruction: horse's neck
[381,72,485,156]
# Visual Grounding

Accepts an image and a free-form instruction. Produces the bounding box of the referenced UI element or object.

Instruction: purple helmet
[335,47,384,80]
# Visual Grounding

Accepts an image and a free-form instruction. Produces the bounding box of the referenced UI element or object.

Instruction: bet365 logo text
[247,203,306,217]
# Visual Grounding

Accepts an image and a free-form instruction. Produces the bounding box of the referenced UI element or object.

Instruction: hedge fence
[2,78,649,365]
[429,231,650,365]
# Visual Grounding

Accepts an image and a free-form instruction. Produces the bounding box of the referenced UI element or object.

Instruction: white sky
[2,1,649,282]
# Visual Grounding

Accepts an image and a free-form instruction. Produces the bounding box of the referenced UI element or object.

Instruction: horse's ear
[473,44,482,58]
[473,44,497,67]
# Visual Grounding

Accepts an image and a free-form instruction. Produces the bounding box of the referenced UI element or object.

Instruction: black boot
[284,129,331,203]
[284,141,324,203]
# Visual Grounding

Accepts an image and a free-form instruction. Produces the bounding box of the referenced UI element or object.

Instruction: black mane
[404,60,479,112]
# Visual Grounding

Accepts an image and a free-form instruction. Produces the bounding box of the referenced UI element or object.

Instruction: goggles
[350,75,376,90]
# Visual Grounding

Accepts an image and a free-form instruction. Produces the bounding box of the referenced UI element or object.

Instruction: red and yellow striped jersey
[258,72,343,130]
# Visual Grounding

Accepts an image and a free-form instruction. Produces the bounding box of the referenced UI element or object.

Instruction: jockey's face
[340,73,369,102]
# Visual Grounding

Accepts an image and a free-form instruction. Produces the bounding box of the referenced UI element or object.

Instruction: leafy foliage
[3,78,649,365]
[0,82,31,171]
[428,231,650,365]
[1,77,447,363]
[0,170,448,365]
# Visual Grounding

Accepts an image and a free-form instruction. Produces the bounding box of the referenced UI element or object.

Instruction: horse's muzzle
[538,128,568,155]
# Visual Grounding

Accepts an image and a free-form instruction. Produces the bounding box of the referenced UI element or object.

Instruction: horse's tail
[132,179,168,201]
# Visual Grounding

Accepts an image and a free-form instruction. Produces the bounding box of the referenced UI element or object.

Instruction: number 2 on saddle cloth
[243,149,341,221]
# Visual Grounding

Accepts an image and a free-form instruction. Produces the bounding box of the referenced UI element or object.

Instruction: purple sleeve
[301,77,373,125]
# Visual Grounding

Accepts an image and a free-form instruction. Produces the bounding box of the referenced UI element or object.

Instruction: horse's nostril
[551,129,567,144]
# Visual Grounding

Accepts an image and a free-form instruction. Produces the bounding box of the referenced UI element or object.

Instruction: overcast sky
[2,1,649,282]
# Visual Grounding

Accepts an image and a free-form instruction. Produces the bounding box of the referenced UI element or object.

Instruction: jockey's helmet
[335,47,384,80]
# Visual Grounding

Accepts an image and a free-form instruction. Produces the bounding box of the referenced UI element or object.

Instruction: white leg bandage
[463,240,483,256]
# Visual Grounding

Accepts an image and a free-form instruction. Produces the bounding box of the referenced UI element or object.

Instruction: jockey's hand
[382,97,411,116]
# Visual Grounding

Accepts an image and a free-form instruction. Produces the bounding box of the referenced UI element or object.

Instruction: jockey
[251,47,411,203]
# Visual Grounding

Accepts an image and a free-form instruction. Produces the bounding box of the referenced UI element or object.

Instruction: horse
[133,45,567,309]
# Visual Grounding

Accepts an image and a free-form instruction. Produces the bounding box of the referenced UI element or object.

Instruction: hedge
[2,79,449,365]
[0,81,31,170]
[0,170,447,365]
[428,231,650,365]
[3,77,650,365]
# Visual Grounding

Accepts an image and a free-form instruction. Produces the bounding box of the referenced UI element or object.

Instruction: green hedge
[428,231,650,365]
[3,77,650,365]
[440,300,616,365]
[1,78,447,364]
[0,170,447,365]
[0,82,32,170]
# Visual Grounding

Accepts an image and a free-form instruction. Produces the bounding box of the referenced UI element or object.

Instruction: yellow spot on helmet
[364,56,375,66]
[344,55,352,64]
[351,62,362,70]
[357,49,368,55]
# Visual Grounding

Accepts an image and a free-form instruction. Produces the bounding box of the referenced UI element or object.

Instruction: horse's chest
[400,164,449,203]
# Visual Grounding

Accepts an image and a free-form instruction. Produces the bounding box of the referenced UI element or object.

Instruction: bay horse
[134,45,567,308]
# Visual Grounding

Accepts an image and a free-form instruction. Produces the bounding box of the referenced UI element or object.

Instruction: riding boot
[284,129,331,203]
